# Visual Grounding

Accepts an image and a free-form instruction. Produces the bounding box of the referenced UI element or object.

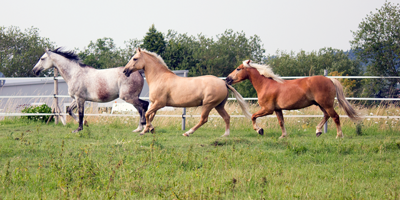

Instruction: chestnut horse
[123,48,252,137]
[226,60,361,138]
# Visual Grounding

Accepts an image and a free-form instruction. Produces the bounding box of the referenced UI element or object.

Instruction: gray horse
[32,48,148,133]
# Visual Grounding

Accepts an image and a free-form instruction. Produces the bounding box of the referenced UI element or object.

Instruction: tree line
[1,2,399,98]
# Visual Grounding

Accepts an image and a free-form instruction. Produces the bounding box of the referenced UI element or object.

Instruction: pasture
[0,104,400,199]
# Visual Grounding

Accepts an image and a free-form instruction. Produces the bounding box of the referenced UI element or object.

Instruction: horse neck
[142,55,174,85]
[51,54,82,83]
[247,68,274,93]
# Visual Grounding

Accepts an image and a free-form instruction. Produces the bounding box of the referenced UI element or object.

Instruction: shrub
[21,104,53,122]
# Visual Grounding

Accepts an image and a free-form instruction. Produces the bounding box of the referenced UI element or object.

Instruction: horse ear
[137,48,141,53]
[45,48,51,55]
[246,60,251,65]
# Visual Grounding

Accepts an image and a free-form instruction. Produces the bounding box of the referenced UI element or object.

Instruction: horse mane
[243,60,284,83]
[140,49,170,70]
[50,47,87,67]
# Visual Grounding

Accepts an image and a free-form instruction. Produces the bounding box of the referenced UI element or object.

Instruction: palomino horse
[32,48,149,133]
[226,60,361,138]
[123,48,252,137]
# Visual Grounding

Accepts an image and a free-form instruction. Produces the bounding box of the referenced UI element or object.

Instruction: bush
[21,104,53,122]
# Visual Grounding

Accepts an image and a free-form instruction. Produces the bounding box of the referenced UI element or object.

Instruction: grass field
[1,104,400,199]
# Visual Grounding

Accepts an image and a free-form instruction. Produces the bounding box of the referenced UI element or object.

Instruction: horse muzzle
[225,76,234,85]
[32,69,41,76]
[123,69,132,77]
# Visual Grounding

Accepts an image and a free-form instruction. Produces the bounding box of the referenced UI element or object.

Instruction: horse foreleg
[72,99,85,133]
[215,105,230,137]
[183,105,213,137]
[67,100,79,122]
[141,102,162,135]
[315,106,330,137]
[251,108,274,136]
[275,110,287,139]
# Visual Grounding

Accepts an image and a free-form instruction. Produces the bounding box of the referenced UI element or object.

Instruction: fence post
[182,71,187,130]
[54,68,59,124]
[324,69,328,133]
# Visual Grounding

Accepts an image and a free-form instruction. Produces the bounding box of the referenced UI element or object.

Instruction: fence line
[2,96,399,101]
[1,113,399,119]
[1,75,400,81]
[1,75,399,129]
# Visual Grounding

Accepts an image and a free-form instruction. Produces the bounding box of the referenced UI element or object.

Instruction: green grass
[0,117,400,199]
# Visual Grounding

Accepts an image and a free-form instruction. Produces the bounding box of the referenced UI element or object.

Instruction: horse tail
[226,84,252,119]
[329,78,362,123]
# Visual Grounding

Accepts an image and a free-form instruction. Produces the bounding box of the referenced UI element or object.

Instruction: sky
[1,0,399,55]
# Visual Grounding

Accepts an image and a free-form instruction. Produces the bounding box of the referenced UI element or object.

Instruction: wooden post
[54,68,59,124]
[182,71,187,130]
[324,69,328,133]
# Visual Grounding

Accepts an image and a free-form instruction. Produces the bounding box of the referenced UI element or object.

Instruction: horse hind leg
[215,102,230,137]
[275,110,287,139]
[183,105,213,137]
[325,107,343,138]
[126,98,149,132]
[72,99,85,133]
[315,106,330,137]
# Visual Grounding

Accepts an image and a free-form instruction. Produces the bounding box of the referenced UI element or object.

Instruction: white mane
[243,60,284,83]
[141,49,169,70]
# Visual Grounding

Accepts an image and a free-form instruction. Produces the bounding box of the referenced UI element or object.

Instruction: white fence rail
[1,76,399,130]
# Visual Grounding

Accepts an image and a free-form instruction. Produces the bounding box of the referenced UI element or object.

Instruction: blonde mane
[141,49,170,70]
[243,60,284,83]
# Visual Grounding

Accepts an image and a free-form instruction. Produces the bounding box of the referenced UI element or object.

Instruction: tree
[192,30,265,77]
[266,48,362,77]
[123,38,142,60]
[0,26,54,77]
[350,1,400,98]
[78,37,127,69]
[162,30,198,71]
[141,24,166,56]
[265,48,363,96]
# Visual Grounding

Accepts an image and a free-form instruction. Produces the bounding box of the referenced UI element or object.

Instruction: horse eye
[41,58,45,60]
[133,58,138,61]
[237,68,241,71]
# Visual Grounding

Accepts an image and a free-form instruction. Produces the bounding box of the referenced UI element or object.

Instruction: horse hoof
[150,128,155,134]
[336,135,344,139]
[139,132,145,136]
[316,132,322,137]
[257,128,264,135]
[84,120,89,127]
[221,134,229,137]
[72,128,82,133]
[132,129,142,133]
[279,135,286,139]
[182,133,189,137]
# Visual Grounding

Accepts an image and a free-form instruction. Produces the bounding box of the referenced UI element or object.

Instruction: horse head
[226,60,251,85]
[123,48,145,77]
[32,49,54,76]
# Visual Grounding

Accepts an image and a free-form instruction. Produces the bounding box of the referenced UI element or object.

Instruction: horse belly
[94,75,119,102]
[276,92,313,110]
[165,95,203,107]
[96,91,118,102]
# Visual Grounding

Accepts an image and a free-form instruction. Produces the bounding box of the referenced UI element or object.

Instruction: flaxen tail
[226,84,252,119]
[330,78,362,123]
